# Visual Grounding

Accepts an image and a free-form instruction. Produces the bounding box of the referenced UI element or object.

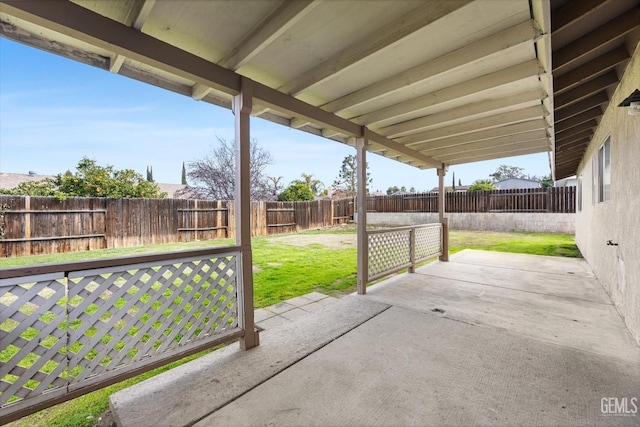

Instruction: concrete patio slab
[110,296,389,427]
[112,250,640,427]
[366,250,640,362]
[200,305,640,427]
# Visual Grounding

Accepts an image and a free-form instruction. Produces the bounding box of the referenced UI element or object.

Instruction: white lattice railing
[0,247,245,423]
[368,223,442,281]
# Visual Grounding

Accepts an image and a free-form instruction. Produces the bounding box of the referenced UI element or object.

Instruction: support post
[438,165,449,262]
[234,77,259,350]
[356,136,368,294]
[408,228,416,273]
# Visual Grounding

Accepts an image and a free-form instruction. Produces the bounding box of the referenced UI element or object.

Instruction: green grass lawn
[2,227,579,427]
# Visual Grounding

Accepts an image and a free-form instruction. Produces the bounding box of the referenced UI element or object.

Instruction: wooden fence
[366,187,575,214]
[0,197,354,257]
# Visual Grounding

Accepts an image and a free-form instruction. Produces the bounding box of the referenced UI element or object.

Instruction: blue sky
[0,37,552,193]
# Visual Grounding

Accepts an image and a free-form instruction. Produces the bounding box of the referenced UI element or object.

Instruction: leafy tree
[1,158,166,199]
[452,172,456,191]
[266,176,284,200]
[386,186,400,195]
[187,137,273,200]
[458,178,462,186]
[146,166,154,182]
[297,173,325,196]
[467,179,496,192]
[278,182,314,201]
[537,174,553,188]
[332,154,371,197]
[0,178,63,198]
[181,162,188,185]
[489,165,525,182]
[409,187,416,193]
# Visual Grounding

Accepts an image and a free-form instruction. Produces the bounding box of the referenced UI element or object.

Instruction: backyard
[1,226,580,427]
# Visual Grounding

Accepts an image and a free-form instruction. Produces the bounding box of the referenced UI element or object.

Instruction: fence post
[409,228,416,273]
[24,196,31,256]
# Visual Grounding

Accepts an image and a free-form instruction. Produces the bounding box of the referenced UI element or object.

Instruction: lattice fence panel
[1,252,241,416]
[368,230,411,279]
[1,275,69,408]
[415,225,442,262]
[66,256,239,383]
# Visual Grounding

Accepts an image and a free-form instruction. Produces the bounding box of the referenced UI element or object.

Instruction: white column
[234,77,259,350]
[356,136,368,294]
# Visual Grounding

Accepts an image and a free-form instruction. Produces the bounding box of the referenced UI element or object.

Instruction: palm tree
[299,173,325,196]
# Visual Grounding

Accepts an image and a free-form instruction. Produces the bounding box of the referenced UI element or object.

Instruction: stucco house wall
[574,44,640,345]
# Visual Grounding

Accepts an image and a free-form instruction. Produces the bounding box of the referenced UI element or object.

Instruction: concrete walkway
[111,250,640,426]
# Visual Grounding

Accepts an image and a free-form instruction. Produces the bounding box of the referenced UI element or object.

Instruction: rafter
[397,105,546,146]
[554,46,629,94]
[555,130,593,145]
[191,83,213,101]
[321,20,541,113]
[551,0,611,33]
[408,119,548,152]
[555,120,598,140]
[379,90,544,138]
[554,107,602,133]
[130,0,156,30]
[554,71,618,110]
[353,60,543,126]
[219,0,320,70]
[554,92,608,122]
[424,130,548,157]
[441,144,549,164]
[553,7,639,72]
[278,0,473,96]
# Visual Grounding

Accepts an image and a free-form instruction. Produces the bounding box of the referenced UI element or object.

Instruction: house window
[577,175,582,211]
[598,136,611,202]
[591,156,597,205]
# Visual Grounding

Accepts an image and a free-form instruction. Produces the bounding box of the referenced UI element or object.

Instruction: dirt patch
[267,233,356,250]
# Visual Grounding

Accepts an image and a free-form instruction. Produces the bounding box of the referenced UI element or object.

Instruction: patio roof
[2,1,639,178]
[0,0,555,171]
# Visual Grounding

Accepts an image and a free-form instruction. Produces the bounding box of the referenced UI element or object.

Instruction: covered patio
[1,0,639,424]
[110,250,640,426]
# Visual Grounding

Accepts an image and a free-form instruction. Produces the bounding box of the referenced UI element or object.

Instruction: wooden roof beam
[442,144,549,164]
[398,105,547,146]
[555,119,598,140]
[554,71,618,110]
[379,90,545,138]
[553,7,639,72]
[278,0,473,96]
[554,46,629,94]
[551,0,612,33]
[130,0,156,30]
[554,107,602,133]
[423,130,548,157]
[555,129,594,145]
[409,119,548,152]
[321,20,542,113]
[353,59,543,126]
[219,0,321,70]
[554,92,608,122]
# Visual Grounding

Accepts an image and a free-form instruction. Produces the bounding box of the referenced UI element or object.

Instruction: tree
[452,172,456,191]
[458,178,462,187]
[409,187,416,193]
[1,158,166,199]
[467,179,496,192]
[278,182,314,201]
[386,186,400,195]
[540,174,553,188]
[332,154,371,197]
[146,166,154,182]
[181,162,188,185]
[265,176,284,200]
[489,165,525,182]
[297,173,325,196]
[187,137,273,200]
